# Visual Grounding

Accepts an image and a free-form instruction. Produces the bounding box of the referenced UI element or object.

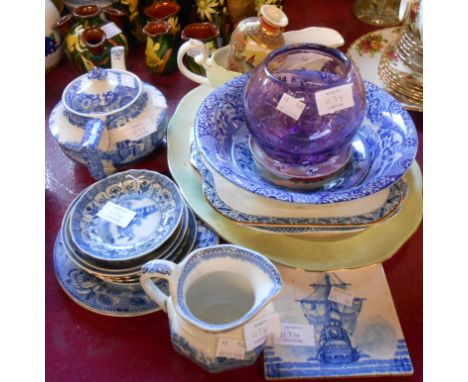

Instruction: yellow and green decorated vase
[57,4,129,73]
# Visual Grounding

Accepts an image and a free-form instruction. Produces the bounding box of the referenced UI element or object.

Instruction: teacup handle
[140,259,177,312]
[177,39,210,86]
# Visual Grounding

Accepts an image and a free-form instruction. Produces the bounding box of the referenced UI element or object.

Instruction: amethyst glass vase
[243,44,366,183]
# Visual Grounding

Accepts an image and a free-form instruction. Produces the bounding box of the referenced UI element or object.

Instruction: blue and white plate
[70,170,185,263]
[195,75,417,204]
[54,219,219,317]
[191,144,408,230]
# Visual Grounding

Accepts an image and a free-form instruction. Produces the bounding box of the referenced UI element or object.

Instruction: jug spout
[141,245,283,332]
[110,46,126,71]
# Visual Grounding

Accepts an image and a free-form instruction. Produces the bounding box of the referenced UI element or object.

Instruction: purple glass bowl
[243,44,366,180]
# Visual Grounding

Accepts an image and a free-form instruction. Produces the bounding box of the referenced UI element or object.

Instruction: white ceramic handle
[111,46,126,70]
[177,39,210,86]
[140,259,176,312]
[283,27,345,48]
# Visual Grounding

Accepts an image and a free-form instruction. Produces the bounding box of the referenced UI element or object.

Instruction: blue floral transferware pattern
[63,68,141,116]
[264,264,413,378]
[171,330,264,373]
[191,143,408,229]
[48,56,168,180]
[194,218,219,247]
[54,218,219,317]
[70,170,184,262]
[194,75,417,204]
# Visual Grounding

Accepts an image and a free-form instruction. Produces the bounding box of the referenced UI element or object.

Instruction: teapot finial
[87,67,107,81]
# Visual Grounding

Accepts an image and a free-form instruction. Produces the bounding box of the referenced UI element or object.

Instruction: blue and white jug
[48,46,168,180]
[140,245,283,373]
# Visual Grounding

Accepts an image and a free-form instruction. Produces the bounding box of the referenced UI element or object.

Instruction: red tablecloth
[45,1,422,381]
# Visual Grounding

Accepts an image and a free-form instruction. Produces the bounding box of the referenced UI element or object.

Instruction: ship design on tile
[297,273,364,364]
[264,267,413,379]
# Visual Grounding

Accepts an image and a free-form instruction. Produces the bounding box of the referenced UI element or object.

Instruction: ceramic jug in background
[195,0,231,45]
[144,1,181,38]
[48,46,168,180]
[46,0,64,72]
[180,22,220,76]
[111,0,147,44]
[143,21,178,75]
[177,26,345,87]
[140,245,283,373]
[56,4,129,72]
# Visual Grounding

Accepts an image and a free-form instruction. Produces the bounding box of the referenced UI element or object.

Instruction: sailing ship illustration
[297,273,365,364]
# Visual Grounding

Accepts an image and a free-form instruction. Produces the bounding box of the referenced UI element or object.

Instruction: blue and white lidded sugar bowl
[48,46,168,180]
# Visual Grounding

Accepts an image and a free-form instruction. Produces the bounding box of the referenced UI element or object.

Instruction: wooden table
[45,1,422,380]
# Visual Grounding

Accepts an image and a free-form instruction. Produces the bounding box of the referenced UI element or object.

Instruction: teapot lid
[62,67,142,117]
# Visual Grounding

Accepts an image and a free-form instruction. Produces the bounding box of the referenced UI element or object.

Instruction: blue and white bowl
[194,75,418,204]
[191,145,408,231]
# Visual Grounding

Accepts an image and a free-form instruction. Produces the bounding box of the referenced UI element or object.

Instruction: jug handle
[177,39,211,86]
[140,259,177,312]
[81,118,111,180]
[110,46,126,71]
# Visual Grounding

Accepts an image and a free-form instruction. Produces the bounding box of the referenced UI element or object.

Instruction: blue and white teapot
[49,46,168,180]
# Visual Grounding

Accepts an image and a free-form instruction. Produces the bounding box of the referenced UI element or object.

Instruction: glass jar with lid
[227,5,288,73]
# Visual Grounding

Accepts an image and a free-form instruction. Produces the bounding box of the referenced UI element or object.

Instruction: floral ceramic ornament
[45,0,63,71]
[56,4,129,73]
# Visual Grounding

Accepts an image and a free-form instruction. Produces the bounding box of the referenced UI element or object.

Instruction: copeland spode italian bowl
[191,145,408,230]
[69,170,185,266]
[48,46,168,180]
[194,75,417,204]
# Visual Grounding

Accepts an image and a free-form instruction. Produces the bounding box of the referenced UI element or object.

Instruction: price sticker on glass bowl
[276,93,306,121]
[273,323,316,347]
[328,286,355,307]
[215,338,246,360]
[125,118,157,141]
[101,22,122,40]
[97,201,136,228]
[315,83,355,116]
[243,312,281,351]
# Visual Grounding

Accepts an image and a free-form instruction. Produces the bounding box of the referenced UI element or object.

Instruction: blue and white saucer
[195,75,417,204]
[191,145,408,231]
[70,169,185,263]
[54,217,219,317]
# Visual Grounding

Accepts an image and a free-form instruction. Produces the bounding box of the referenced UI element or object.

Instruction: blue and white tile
[264,264,413,379]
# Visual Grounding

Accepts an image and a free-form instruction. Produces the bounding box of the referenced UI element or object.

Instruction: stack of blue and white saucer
[53,169,219,316]
[191,76,418,237]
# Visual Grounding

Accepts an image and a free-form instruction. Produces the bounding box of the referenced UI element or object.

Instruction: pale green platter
[167,85,423,271]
